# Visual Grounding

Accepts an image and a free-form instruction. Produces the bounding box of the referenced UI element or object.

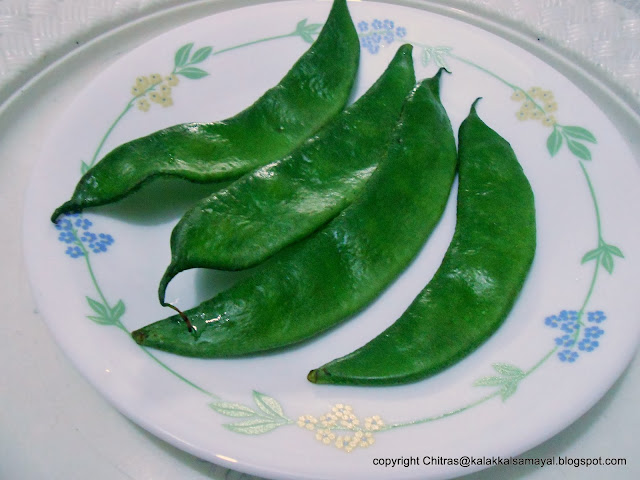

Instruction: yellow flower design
[511,89,525,101]
[159,96,173,107]
[521,100,535,111]
[315,429,335,445]
[159,84,172,96]
[335,434,352,450]
[135,76,150,89]
[148,91,162,103]
[137,98,150,112]
[300,404,383,453]
[297,415,318,430]
[149,73,163,85]
[319,413,338,427]
[340,414,360,429]
[512,85,559,128]
[332,404,353,419]
[166,74,180,86]
[530,109,544,120]
[364,415,384,431]
[358,431,375,448]
[131,85,144,96]
[527,86,543,98]
[541,90,554,100]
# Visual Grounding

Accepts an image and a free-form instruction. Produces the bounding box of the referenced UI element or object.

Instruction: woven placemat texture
[0,0,639,100]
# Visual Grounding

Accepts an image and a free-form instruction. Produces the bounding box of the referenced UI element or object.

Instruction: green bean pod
[158,44,417,303]
[308,101,536,386]
[131,72,457,357]
[51,0,359,222]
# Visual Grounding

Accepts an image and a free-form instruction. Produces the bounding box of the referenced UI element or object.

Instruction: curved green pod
[131,72,458,358]
[51,0,359,222]
[308,101,537,386]
[158,44,417,303]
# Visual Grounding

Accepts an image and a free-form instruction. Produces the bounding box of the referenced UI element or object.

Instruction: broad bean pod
[51,0,359,221]
[158,44,417,302]
[132,71,457,357]
[308,100,536,386]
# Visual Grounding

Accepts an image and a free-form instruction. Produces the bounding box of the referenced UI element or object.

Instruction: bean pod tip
[306,368,327,384]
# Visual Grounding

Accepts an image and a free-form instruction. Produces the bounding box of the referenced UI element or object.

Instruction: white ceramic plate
[23,1,640,479]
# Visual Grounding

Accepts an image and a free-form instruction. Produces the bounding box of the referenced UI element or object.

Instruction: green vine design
[55,21,624,456]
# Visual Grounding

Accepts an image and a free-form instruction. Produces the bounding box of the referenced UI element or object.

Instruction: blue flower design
[544,315,560,328]
[58,231,76,244]
[584,326,604,339]
[560,321,579,334]
[55,218,73,231]
[358,18,406,54]
[360,36,379,54]
[578,338,599,352]
[545,308,607,363]
[559,310,578,323]
[74,217,92,230]
[558,349,579,363]
[554,334,575,347]
[81,232,97,243]
[99,233,114,245]
[587,311,606,323]
[90,242,107,253]
[65,246,84,258]
[55,213,114,258]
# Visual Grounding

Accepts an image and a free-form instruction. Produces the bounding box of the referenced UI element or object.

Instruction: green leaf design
[581,248,601,264]
[300,32,315,44]
[546,128,563,157]
[473,376,507,387]
[433,51,447,69]
[562,126,597,143]
[295,18,321,40]
[110,300,125,321]
[421,47,432,67]
[492,363,524,378]
[176,67,209,79]
[87,296,108,317]
[421,47,451,68]
[223,417,285,435]
[81,160,90,174]
[601,251,614,274]
[475,363,523,401]
[87,314,112,325]
[209,401,256,418]
[174,43,193,68]
[500,382,518,401]
[252,391,286,419]
[189,46,212,64]
[566,138,592,161]
[605,244,624,258]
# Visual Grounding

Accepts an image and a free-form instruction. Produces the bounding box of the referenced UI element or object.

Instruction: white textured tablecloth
[1,1,638,480]
[1,0,639,102]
